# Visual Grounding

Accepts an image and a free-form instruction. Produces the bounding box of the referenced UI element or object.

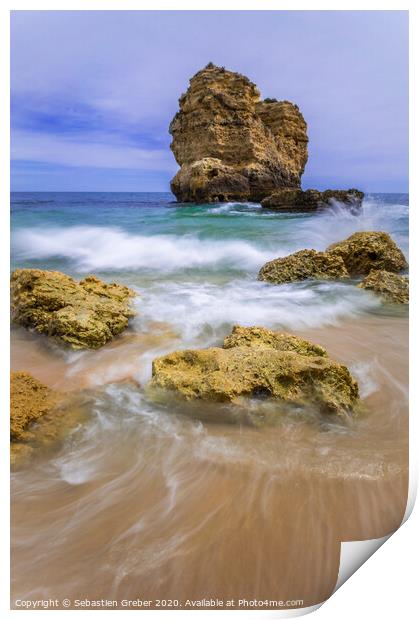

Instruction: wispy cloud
[12,129,176,171]
[11,10,408,191]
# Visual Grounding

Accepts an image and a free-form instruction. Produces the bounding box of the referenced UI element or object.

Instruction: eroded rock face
[258,232,408,286]
[169,63,308,203]
[10,371,88,468]
[261,188,364,211]
[326,232,408,276]
[11,269,136,349]
[10,371,59,467]
[223,325,328,356]
[11,371,58,443]
[258,249,349,285]
[150,326,359,416]
[358,270,409,304]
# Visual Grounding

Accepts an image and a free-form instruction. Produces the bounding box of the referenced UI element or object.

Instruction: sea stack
[169,63,363,207]
[169,63,309,203]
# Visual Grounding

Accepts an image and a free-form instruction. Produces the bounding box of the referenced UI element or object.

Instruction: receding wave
[133,279,381,350]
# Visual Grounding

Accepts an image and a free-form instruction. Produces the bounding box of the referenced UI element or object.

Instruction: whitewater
[10,192,409,609]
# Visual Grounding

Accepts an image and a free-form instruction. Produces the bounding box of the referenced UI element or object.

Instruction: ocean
[11,192,409,341]
[10,192,409,608]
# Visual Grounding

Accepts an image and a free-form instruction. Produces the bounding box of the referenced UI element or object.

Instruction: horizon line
[10,189,409,194]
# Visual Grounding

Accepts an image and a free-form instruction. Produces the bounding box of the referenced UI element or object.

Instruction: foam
[133,278,381,350]
[12,226,276,273]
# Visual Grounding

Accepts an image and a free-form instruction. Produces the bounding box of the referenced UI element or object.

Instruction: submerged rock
[258,249,349,284]
[261,188,364,211]
[10,371,88,468]
[326,232,408,276]
[150,326,359,416]
[358,270,409,304]
[10,371,59,466]
[11,371,59,443]
[169,63,308,202]
[11,269,136,349]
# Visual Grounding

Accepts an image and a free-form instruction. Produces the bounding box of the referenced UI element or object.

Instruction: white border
[2,2,417,619]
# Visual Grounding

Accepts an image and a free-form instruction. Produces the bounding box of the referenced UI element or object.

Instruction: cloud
[10,10,408,191]
[11,129,177,171]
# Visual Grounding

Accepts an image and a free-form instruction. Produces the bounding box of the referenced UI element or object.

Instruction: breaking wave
[12,198,408,275]
[12,226,277,273]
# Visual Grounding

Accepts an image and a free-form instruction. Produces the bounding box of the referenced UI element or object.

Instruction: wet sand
[10,313,408,609]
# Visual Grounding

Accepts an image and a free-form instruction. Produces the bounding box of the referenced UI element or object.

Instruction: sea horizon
[11,190,409,195]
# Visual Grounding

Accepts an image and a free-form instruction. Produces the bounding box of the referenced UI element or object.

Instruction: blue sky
[11,10,408,193]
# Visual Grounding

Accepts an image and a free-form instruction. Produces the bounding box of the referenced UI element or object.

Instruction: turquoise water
[11,192,409,605]
[11,192,408,347]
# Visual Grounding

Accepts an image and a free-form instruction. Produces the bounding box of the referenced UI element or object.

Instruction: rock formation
[261,188,364,211]
[358,270,409,304]
[10,371,88,467]
[150,326,359,417]
[258,231,407,285]
[10,371,60,466]
[11,269,136,349]
[326,232,408,276]
[11,371,59,443]
[258,249,349,285]
[169,63,308,203]
[223,325,328,356]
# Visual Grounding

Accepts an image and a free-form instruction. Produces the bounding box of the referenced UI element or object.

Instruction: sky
[11,10,408,193]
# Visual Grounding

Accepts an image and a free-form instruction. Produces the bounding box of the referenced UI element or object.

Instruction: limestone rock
[255,100,309,180]
[326,232,408,276]
[258,249,349,285]
[169,157,250,204]
[10,371,59,467]
[169,63,308,202]
[11,269,136,349]
[257,231,407,286]
[150,326,359,416]
[223,325,328,357]
[11,371,59,442]
[10,371,87,468]
[358,269,409,304]
[261,188,364,211]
